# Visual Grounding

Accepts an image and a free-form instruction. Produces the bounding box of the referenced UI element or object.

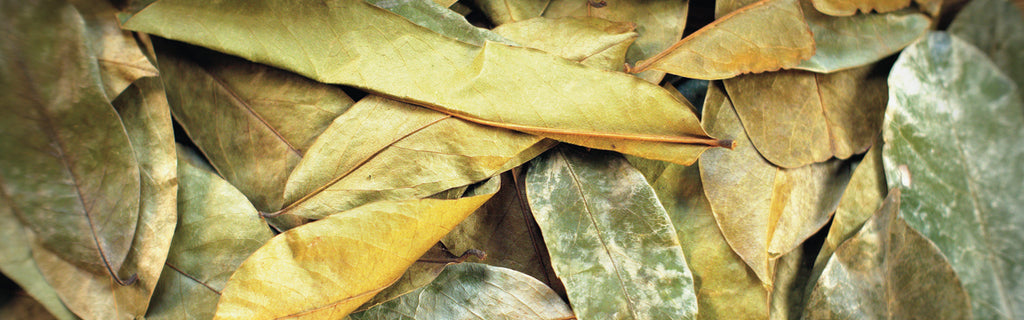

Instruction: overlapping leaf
[0,0,141,280]
[949,0,1024,91]
[809,0,910,16]
[0,197,75,320]
[796,3,929,73]
[883,32,1024,319]
[354,242,486,312]
[629,0,814,80]
[154,39,353,213]
[213,177,499,320]
[351,263,574,320]
[493,17,638,71]
[123,0,728,165]
[699,83,852,285]
[527,146,698,320]
[473,0,550,26]
[804,190,971,319]
[367,0,512,46]
[73,0,158,99]
[146,146,274,320]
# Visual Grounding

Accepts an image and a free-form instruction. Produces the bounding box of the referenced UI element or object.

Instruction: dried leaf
[883,32,1024,319]
[154,39,353,213]
[804,190,971,319]
[796,3,929,73]
[629,0,814,80]
[699,83,852,284]
[351,263,574,320]
[354,242,485,313]
[543,0,689,83]
[277,95,550,220]
[526,146,698,320]
[212,177,499,319]
[368,0,512,46]
[0,294,59,320]
[809,0,910,16]
[145,146,274,320]
[72,0,158,98]
[0,0,140,280]
[493,17,638,71]
[473,0,550,25]
[949,0,1024,91]
[0,198,75,320]
[723,65,887,168]
[123,0,728,165]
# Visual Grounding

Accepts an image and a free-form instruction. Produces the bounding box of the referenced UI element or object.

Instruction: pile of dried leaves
[1,0,1023,319]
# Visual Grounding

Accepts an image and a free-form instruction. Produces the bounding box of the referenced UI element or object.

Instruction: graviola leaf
[366,0,512,46]
[353,242,485,313]
[804,189,971,319]
[883,32,1024,319]
[31,76,178,320]
[526,146,698,320]
[472,0,549,26]
[699,83,852,284]
[351,263,574,320]
[795,3,929,73]
[213,177,500,320]
[0,0,140,281]
[277,95,550,220]
[0,194,76,320]
[72,0,158,99]
[723,64,887,168]
[493,16,638,71]
[809,0,910,16]
[146,146,274,320]
[123,0,729,165]
[949,0,1024,91]
[628,0,814,80]
[154,39,353,213]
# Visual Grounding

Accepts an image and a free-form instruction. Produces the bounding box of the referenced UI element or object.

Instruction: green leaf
[883,31,1024,319]
[31,76,177,320]
[949,0,1024,92]
[768,239,815,320]
[354,242,485,313]
[629,0,814,80]
[212,177,500,320]
[526,146,698,320]
[351,263,574,320]
[699,82,852,284]
[123,0,728,165]
[795,4,929,73]
[0,198,76,320]
[809,0,910,16]
[154,39,353,213]
[803,189,971,319]
[472,0,550,26]
[0,0,141,281]
[493,17,638,71]
[367,0,513,46]
[723,64,887,168]
[277,95,550,220]
[145,146,274,320]
[543,0,689,83]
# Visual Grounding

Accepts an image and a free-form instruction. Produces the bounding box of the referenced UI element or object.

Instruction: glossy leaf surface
[804,190,971,319]
[493,17,638,71]
[351,263,574,320]
[949,0,1024,91]
[883,32,1024,319]
[796,4,929,73]
[212,178,499,320]
[527,146,698,320]
[124,0,727,165]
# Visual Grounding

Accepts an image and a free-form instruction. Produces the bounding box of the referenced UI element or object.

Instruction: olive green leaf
[72,0,158,99]
[628,0,814,80]
[354,242,486,313]
[949,0,1024,91]
[644,161,769,320]
[0,198,76,320]
[809,0,911,16]
[883,32,1024,319]
[0,294,60,320]
[768,240,815,320]
[123,0,729,165]
[526,146,699,320]
[699,83,852,285]
[543,0,689,83]
[473,0,550,26]
[154,39,353,213]
[803,189,971,319]
[277,95,550,220]
[796,3,930,73]
[212,177,499,320]
[0,0,140,281]
[145,146,274,320]
[351,263,574,320]
[723,65,887,168]
[493,17,638,71]
[32,76,178,320]
[367,0,513,46]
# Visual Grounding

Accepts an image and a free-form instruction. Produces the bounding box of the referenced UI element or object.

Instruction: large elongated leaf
[123,0,728,165]
[883,32,1024,320]
[350,263,574,320]
[526,146,698,320]
[796,4,929,73]
[0,0,140,281]
[628,0,814,80]
[277,95,549,220]
[213,177,500,320]
[699,83,851,284]
[0,198,75,320]
[949,0,1024,91]
[32,76,177,319]
[804,189,971,319]
[723,65,887,168]
[543,0,689,83]
[493,17,638,71]
[154,39,353,213]
[146,146,274,320]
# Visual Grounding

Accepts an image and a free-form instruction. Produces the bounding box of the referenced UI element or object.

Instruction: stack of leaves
[1,0,1022,319]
